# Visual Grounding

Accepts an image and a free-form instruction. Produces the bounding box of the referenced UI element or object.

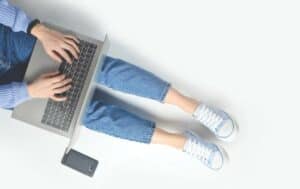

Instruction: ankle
[151,128,187,150]
[164,88,199,114]
[176,96,199,115]
[161,134,187,150]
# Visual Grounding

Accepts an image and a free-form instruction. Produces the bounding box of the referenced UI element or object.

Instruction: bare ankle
[164,87,199,114]
[151,128,187,150]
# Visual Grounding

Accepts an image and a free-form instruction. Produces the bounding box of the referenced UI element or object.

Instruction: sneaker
[183,131,224,170]
[192,104,237,141]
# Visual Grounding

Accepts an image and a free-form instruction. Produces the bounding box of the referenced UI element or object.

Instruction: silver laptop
[12,22,110,144]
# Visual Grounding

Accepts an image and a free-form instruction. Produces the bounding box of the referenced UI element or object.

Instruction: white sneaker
[192,104,237,141]
[183,131,224,170]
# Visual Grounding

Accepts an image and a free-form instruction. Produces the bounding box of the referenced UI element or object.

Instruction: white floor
[1,0,299,188]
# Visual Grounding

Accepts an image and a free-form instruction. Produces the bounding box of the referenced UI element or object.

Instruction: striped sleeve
[0,82,31,109]
[0,0,32,33]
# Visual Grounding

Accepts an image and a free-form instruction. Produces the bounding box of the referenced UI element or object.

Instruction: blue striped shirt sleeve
[0,81,31,109]
[0,0,32,33]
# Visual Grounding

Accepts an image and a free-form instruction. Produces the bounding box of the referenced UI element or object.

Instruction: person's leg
[150,127,186,150]
[84,103,186,149]
[83,90,156,143]
[163,87,199,114]
[97,56,198,113]
[83,90,223,169]
[97,56,237,141]
[163,87,237,141]
[151,127,224,170]
[97,56,170,102]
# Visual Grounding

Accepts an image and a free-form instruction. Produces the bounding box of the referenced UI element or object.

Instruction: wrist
[27,84,35,98]
[28,19,41,34]
[30,23,47,40]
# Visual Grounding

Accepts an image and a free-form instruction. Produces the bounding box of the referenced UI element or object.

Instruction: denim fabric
[97,56,170,102]
[0,24,35,83]
[82,57,171,143]
[0,25,171,143]
[83,89,156,143]
[0,24,35,109]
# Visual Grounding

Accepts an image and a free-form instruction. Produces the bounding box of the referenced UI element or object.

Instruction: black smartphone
[61,149,98,177]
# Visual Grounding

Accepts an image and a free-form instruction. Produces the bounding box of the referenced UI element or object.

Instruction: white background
[1,0,300,188]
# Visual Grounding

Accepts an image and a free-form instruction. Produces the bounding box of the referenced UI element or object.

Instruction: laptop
[12,22,110,146]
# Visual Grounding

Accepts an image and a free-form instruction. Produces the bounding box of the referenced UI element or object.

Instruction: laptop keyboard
[41,40,97,131]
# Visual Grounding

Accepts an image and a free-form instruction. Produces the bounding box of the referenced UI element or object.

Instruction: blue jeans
[0,25,170,143]
[0,24,35,84]
[83,56,170,143]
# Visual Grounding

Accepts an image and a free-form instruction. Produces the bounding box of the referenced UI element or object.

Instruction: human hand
[27,71,72,101]
[31,24,80,64]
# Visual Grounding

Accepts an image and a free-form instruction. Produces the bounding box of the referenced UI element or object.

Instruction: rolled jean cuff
[158,82,171,103]
[138,122,156,144]
[98,56,172,103]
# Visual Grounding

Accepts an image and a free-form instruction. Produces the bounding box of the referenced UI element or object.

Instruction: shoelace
[184,135,213,165]
[193,105,223,132]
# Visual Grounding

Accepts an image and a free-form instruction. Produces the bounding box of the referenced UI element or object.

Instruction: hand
[31,24,80,64]
[27,71,72,101]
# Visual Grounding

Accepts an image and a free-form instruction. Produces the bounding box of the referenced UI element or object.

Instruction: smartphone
[61,149,98,177]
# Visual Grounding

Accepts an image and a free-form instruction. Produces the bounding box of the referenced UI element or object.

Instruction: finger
[62,43,79,59]
[51,78,72,89]
[53,84,72,94]
[50,74,66,83]
[64,38,80,54]
[57,48,72,64]
[51,95,67,102]
[64,35,80,44]
[41,71,60,78]
[49,50,63,63]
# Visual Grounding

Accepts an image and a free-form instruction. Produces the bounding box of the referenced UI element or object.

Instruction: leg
[163,87,199,114]
[83,89,186,147]
[151,127,186,150]
[164,87,237,141]
[97,56,170,102]
[97,56,197,114]
[151,127,224,170]
[83,89,156,143]
[83,89,223,170]
[97,56,236,141]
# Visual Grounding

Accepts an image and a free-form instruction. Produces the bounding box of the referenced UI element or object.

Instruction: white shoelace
[193,104,223,132]
[183,134,213,164]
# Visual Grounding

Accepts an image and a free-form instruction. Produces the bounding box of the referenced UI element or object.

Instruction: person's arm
[30,24,80,64]
[0,71,73,109]
[0,0,80,64]
[0,82,30,109]
[0,0,32,33]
